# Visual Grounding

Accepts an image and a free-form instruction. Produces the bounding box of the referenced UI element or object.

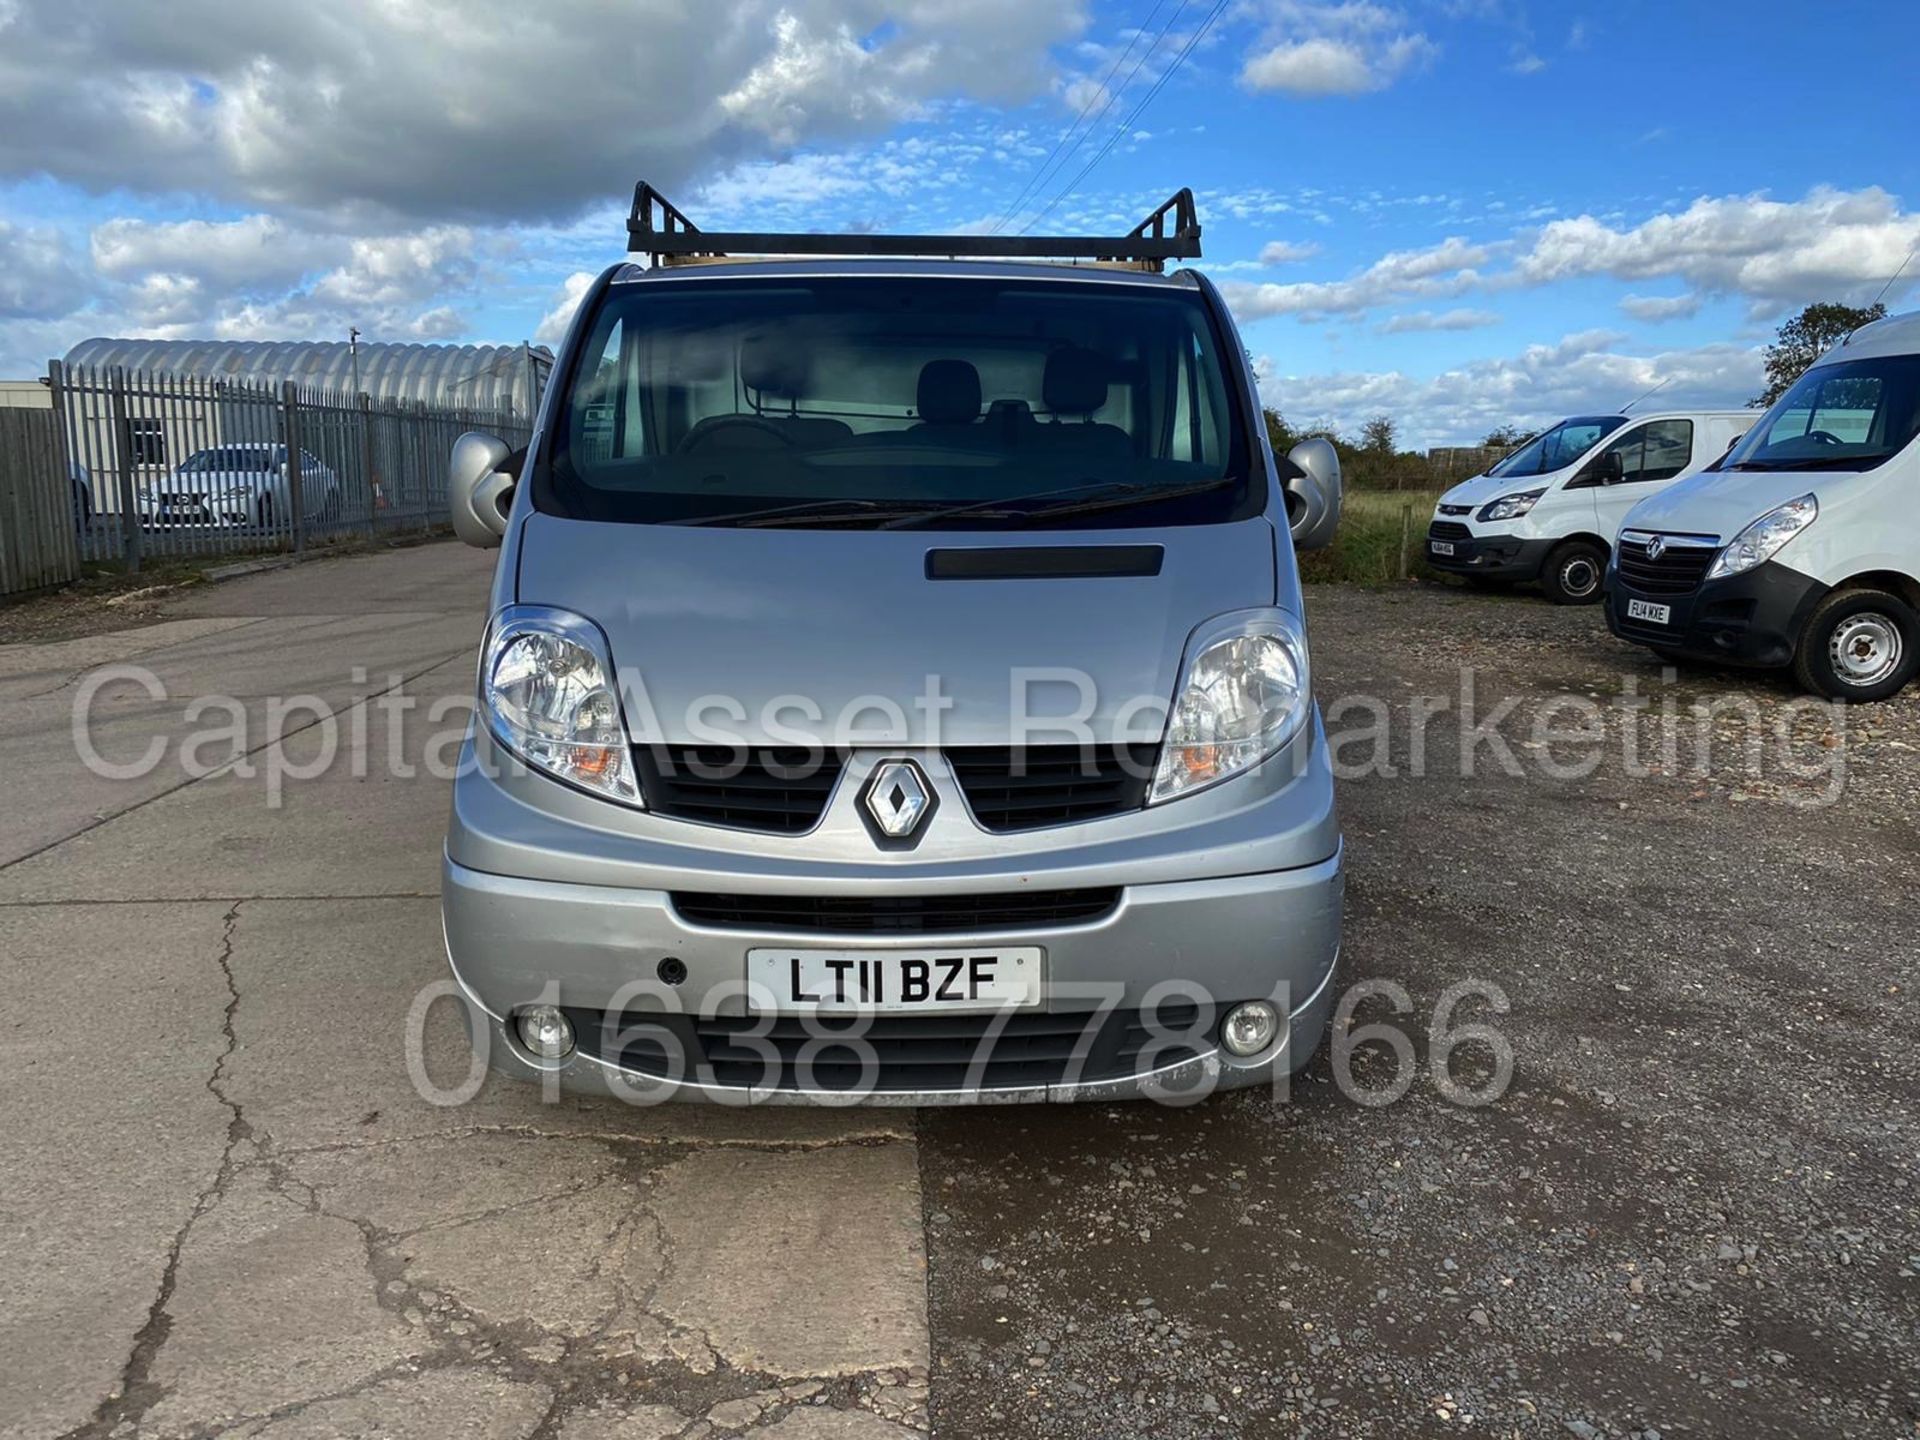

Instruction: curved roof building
[60,339,552,416]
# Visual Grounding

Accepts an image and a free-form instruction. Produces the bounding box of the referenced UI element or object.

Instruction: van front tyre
[1542,540,1606,605]
[1793,589,1918,703]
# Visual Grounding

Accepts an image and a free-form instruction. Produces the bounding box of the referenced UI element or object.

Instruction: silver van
[442,185,1345,1104]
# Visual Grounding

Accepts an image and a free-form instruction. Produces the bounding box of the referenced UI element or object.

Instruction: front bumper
[445,850,1343,1104]
[1425,529,1553,580]
[1605,560,1828,667]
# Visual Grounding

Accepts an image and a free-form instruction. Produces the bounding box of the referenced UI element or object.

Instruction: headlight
[218,484,257,500]
[1706,495,1817,580]
[481,605,642,807]
[1151,610,1311,804]
[1477,488,1546,523]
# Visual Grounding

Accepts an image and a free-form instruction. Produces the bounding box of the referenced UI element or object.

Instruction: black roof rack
[626,183,1201,271]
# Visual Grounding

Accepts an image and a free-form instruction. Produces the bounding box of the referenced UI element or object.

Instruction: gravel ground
[920,583,1919,1440]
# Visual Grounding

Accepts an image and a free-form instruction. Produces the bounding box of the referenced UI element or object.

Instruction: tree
[1753,301,1887,407]
[1359,414,1397,455]
[1482,424,1532,449]
[1263,408,1300,455]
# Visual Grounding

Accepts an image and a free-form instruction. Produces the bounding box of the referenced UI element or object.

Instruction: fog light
[1221,1000,1281,1058]
[515,1004,574,1060]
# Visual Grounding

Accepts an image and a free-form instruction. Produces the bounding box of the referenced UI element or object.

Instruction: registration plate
[1626,598,1672,625]
[1430,540,1455,556]
[747,947,1043,1014]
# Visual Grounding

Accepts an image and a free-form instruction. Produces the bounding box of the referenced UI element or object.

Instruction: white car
[1607,310,1920,702]
[140,443,342,530]
[1427,409,1750,603]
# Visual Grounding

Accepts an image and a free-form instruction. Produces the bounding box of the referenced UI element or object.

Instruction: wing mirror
[1283,437,1343,551]
[449,432,516,548]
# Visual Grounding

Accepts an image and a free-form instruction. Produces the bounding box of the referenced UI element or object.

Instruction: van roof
[1820,307,1920,365]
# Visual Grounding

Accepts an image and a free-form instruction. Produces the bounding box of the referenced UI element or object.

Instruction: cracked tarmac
[1,544,1914,1439]
[1,547,930,1440]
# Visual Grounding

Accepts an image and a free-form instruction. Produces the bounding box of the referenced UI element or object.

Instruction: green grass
[1299,488,1446,587]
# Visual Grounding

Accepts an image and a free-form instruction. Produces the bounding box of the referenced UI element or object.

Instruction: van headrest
[740,333,811,398]
[917,360,982,425]
[1043,346,1112,416]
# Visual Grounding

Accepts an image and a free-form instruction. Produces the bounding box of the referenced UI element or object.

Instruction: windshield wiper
[1017,476,1239,522]
[1725,455,1887,472]
[664,498,932,528]
[880,476,1237,531]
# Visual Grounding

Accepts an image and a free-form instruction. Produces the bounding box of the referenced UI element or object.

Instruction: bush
[1297,489,1446,586]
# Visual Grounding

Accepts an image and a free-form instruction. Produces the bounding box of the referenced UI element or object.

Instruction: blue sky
[3,0,1917,445]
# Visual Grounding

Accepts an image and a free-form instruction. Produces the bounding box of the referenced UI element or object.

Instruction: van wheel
[1793,589,1918,703]
[1542,540,1606,605]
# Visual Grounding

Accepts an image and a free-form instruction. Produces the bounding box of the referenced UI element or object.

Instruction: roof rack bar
[625,183,1201,270]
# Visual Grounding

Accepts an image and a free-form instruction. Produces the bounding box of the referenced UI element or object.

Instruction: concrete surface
[0,543,929,1440]
[0,541,1914,1439]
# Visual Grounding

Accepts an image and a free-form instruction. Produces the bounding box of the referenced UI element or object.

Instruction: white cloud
[535,272,597,348]
[1619,293,1701,323]
[1258,239,1323,265]
[1378,307,1501,333]
[1220,236,1492,320]
[1240,3,1437,97]
[1515,186,1920,308]
[1224,186,1920,332]
[90,215,342,289]
[0,0,1089,224]
[1258,330,1761,448]
[0,222,86,320]
[1507,50,1547,75]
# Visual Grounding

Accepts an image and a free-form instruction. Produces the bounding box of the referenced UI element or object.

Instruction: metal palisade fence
[22,361,533,583]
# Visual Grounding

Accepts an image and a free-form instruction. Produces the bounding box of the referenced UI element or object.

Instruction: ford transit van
[1427,409,1749,602]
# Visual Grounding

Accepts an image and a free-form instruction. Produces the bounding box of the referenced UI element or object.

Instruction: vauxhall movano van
[1427,409,1749,602]
[439,185,1346,1103]
[1606,310,1920,702]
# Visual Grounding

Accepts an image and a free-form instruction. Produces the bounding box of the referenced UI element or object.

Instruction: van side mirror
[1284,437,1343,551]
[449,431,515,548]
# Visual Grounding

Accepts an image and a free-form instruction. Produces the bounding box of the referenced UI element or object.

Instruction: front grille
[1615,536,1716,596]
[1438,504,1473,517]
[1429,520,1473,541]
[634,746,844,834]
[564,1001,1214,1093]
[947,744,1157,832]
[671,888,1121,934]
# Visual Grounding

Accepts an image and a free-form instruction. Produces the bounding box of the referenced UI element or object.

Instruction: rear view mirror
[1284,438,1343,551]
[449,432,515,548]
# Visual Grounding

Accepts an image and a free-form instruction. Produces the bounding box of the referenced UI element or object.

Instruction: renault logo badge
[862,760,934,842]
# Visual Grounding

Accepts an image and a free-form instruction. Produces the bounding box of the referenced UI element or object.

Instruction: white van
[1426,410,1750,602]
[1606,311,1920,702]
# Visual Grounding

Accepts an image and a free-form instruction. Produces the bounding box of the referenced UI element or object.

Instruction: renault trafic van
[439,185,1346,1103]
[1606,310,1920,702]
[1427,410,1749,602]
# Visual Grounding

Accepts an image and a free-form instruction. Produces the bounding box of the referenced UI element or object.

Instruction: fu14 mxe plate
[747,947,1044,1014]
[1626,598,1672,625]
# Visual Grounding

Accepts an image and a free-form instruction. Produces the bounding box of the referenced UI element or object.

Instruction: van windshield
[1722,356,1920,473]
[1487,415,1627,478]
[537,277,1255,529]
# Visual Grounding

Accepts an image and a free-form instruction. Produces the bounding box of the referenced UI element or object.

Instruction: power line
[1019,0,1231,236]
[998,0,1187,234]
[991,0,1173,235]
